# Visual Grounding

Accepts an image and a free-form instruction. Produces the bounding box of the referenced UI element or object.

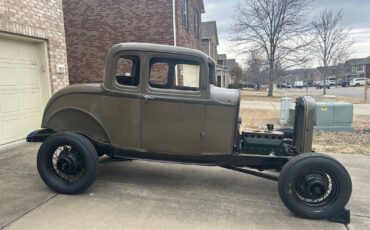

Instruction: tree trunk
[268,61,274,97]
[323,65,327,95]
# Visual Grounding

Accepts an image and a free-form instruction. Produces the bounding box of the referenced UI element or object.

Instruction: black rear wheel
[37,132,99,194]
[278,153,352,219]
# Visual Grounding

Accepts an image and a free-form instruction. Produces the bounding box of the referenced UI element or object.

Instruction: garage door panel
[0,92,19,113]
[17,42,38,63]
[0,66,17,86]
[0,40,17,61]
[18,67,39,86]
[0,119,21,145]
[19,91,42,111]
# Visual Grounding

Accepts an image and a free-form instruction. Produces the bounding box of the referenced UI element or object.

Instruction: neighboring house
[217,54,228,87]
[198,21,228,87]
[200,21,218,61]
[226,59,238,71]
[316,57,370,83]
[281,68,321,85]
[63,0,206,84]
[0,0,69,146]
[347,57,370,79]
[217,55,240,87]
[224,58,240,87]
[336,62,352,81]
[317,66,338,81]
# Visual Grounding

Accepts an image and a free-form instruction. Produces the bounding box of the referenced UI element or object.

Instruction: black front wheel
[278,153,352,219]
[37,132,99,194]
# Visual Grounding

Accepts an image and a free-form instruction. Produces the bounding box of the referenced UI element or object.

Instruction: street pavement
[285,86,370,100]
[0,141,369,229]
[240,100,370,116]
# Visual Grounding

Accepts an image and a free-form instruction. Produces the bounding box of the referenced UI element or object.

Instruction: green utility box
[315,102,354,131]
[286,101,354,132]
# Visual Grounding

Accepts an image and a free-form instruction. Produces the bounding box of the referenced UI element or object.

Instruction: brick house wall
[176,0,204,50]
[63,0,205,84]
[0,0,69,93]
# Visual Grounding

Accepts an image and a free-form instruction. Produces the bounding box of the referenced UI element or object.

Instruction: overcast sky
[202,0,370,67]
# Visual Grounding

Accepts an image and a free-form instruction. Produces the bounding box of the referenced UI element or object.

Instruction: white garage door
[0,37,46,145]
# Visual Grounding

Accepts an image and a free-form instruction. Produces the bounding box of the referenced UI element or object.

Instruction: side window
[208,62,216,85]
[115,55,140,86]
[150,62,169,85]
[149,58,200,91]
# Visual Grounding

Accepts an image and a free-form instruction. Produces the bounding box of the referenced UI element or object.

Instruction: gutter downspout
[172,0,177,46]
[208,40,211,56]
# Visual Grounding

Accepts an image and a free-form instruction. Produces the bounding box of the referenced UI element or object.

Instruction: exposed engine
[241,124,296,156]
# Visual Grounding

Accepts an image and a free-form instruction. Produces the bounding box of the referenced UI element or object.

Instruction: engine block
[241,129,295,156]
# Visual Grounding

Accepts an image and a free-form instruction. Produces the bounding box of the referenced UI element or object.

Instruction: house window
[357,64,363,72]
[182,0,189,30]
[194,10,199,37]
[115,55,140,86]
[150,58,200,91]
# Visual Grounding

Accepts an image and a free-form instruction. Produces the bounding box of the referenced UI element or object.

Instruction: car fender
[44,107,111,143]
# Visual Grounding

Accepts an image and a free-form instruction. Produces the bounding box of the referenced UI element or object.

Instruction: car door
[140,53,206,155]
[104,52,142,149]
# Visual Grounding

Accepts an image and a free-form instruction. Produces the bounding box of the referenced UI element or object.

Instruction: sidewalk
[240,100,370,116]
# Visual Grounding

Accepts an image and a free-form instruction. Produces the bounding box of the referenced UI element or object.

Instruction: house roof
[200,21,219,45]
[346,57,370,65]
[225,59,238,70]
[199,0,205,13]
[218,54,227,61]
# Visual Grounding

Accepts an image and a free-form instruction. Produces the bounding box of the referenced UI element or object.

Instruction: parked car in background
[244,82,256,89]
[277,83,286,88]
[327,77,337,86]
[341,80,349,87]
[313,81,321,87]
[293,81,304,88]
[316,80,331,89]
[367,78,370,85]
[350,78,366,87]
[277,83,292,89]
[286,83,292,88]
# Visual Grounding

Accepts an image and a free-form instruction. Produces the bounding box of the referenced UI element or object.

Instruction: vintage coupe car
[27,43,351,223]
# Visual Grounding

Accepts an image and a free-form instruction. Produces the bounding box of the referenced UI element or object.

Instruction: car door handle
[143,95,154,103]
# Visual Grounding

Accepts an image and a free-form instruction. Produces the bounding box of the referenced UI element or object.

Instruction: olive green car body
[42,43,240,157]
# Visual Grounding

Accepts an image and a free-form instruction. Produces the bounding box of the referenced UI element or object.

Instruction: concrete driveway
[0,142,369,230]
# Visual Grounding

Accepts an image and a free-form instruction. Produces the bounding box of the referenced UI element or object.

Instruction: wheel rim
[49,145,86,183]
[293,169,338,208]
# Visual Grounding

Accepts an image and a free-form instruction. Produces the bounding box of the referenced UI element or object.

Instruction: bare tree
[245,50,267,90]
[311,9,352,94]
[230,66,244,88]
[233,0,313,96]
